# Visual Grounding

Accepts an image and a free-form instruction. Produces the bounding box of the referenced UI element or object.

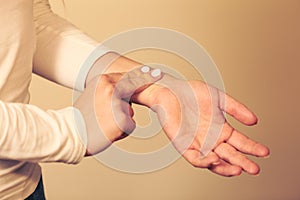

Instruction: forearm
[33,0,158,92]
[33,0,110,91]
[0,101,86,163]
[85,52,142,84]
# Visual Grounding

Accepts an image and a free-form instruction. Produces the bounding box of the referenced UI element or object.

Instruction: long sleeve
[33,0,110,91]
[0,101,87,164]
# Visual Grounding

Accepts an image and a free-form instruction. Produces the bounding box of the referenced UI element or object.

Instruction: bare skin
[133,74,270,177]
[75,67,163,155]
[84,53,270,177]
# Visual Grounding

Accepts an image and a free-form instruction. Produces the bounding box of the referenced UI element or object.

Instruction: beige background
[29,0,300,199]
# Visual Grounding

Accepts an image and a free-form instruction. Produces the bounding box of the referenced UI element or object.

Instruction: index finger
[219,91,258,126]
[115,66,163,99]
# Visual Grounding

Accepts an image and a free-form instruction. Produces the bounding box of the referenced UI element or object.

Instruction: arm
[33,0,110,91]
[0,67,161,162]
[32,0,269,175]
[31,0,159,160]
[85,52,270,176]
[0,101,86,163]
[86,51,270,176]
[33,0,147,90]
[0,42,151,164]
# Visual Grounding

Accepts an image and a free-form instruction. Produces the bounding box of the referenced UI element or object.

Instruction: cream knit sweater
[0,0,108,199]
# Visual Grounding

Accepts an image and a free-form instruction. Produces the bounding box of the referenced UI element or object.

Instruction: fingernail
[212,161,221,165]
[151,69,161,77]
[141,66,150,73]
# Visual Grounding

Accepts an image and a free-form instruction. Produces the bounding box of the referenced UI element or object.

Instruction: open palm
[134,74,270,177]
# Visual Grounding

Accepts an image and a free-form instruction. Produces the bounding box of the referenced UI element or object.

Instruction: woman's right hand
[74,66,163,156]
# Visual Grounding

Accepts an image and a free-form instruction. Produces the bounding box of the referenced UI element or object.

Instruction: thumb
[114,66,163,99]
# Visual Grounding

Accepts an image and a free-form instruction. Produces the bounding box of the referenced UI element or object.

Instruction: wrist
[86,52,143,85]
[131,74,182,112]
[131,81,171,109]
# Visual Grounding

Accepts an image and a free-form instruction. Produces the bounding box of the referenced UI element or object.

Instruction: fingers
[110,66,164,135]
[115,66,163,99]
[209,160,242,177]
[183,150,220,168]
[214,143,261,175]
[219,91,258,126]
[184,147,244,177]
[111,99,136,135]
[226,129,270,157]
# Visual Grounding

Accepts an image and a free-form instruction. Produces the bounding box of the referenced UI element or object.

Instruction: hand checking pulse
[74,66,163,156]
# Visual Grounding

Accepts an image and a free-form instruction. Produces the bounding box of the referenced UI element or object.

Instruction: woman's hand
[133,74,270,177]
[74,66,163,156]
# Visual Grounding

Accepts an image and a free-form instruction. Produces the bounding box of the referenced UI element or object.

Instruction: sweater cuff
[58,107,88,164]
